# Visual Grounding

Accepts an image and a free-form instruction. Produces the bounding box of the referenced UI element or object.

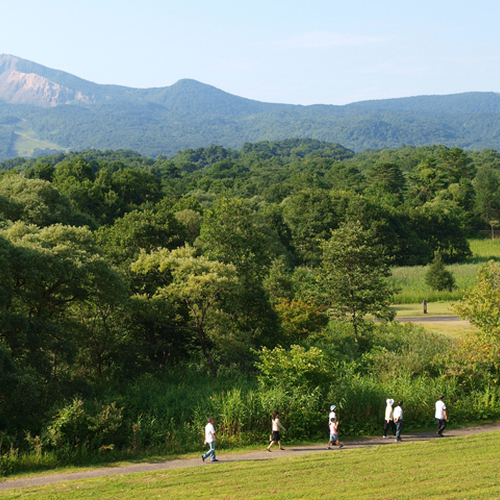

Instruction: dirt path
[2,422,500,491]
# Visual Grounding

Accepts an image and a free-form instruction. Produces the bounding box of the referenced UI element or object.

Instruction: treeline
[1,138,500,469]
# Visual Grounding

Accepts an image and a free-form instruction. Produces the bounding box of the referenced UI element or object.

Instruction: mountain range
[1,53,500,160]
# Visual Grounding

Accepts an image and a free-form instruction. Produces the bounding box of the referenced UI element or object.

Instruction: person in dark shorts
[267,411,286,451]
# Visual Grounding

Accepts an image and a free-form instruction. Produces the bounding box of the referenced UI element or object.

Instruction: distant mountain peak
[1,54,500,161]
[0,54,96,107]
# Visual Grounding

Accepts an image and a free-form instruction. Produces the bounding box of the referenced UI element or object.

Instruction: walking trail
[2,422,500,491]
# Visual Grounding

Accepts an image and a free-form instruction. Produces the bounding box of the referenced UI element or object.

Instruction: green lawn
[4,432,500,499]
[390,302,477,339]
[390,302,456,317]
[418,320,476,339]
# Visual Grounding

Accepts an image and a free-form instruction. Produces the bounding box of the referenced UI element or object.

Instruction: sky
[2,0,499,105]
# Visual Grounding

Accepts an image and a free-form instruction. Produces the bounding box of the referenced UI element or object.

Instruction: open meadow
[3,432,500,500]
[390,238,500,304]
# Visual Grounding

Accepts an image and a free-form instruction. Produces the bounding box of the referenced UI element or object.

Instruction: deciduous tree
[320,221,395,339]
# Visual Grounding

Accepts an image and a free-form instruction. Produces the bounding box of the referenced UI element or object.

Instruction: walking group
[201,395,448,462]
[383,395,448,441]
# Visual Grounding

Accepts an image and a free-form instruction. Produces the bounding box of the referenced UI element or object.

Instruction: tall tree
[320,220,395,338]
[365,162,406,203]
[196,197,282,351]
[474,167,500,238]
[282,189,339,265]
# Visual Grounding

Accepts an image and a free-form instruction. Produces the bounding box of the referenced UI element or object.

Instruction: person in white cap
[383,398,396,438]
[329,405,336,423]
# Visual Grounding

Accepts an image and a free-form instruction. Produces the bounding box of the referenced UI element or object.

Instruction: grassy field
[390,238,500,304]
[4,432,500,499]
[418,320,476,339]
[391,302,456,317]
[390,303,477,339]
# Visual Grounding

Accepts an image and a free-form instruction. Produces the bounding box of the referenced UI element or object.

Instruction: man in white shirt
[202,417,220,462]
[435,395,448,437]
[393,401,403,442]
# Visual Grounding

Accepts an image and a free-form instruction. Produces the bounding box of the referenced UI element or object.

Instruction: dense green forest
[3,89,500,160]
[1,138,500,474]
[2,55,500,159]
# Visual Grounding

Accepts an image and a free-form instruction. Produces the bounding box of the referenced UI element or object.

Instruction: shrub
[45,398,123,452]
[255,345,332,390]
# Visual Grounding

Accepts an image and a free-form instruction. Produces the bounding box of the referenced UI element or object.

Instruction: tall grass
[390,238,500,304]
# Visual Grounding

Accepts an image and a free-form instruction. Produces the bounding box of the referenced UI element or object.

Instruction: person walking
[383,398,396,439]
[327,417,344,449]
[393,401,403,442]
[202,417,220,462]
[435,395,448,437]
[267,411,286,451]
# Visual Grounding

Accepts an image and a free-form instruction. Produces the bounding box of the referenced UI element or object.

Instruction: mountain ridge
[1,53,500,159]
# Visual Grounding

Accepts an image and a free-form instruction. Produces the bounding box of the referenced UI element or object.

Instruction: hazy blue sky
[2,0,499,105]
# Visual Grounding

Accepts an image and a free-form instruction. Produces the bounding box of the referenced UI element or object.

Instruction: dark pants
[383,420,396,437]
[395,420,403,441]
[436,419,447,435]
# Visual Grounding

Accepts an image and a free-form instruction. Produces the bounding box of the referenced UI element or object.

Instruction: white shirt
[205,422,215,443]
[385,404,393,421]
[272,418,285,432]
[393,405,403,421]
[435,400,447,420]
[329,411,336,422]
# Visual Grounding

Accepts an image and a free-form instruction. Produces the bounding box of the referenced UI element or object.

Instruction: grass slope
[5,432,500,499]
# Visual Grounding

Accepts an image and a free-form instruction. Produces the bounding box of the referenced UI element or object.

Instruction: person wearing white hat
[383,398,396,439]
[329,404,337,423]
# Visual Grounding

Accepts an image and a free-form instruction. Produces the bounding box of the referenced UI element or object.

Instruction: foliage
[320,220,396,338]
[131,245,241,375]
[1,139,500,473]
[274,298,328,343]
[44,398,123,451]
[425,253,456,291]
[255,345,332,390]
[453,261,500,382]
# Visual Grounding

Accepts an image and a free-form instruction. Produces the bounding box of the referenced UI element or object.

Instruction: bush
[45,398,123,452]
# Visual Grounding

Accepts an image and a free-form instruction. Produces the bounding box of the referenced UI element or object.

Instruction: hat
[330,405,336,411]
[386,399,394,406]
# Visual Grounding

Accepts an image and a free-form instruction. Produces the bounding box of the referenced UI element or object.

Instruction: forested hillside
[2,54,500,159]
[2,138,500,473]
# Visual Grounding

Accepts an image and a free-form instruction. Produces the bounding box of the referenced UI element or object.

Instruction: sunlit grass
[390,238,500,304]
[390,302,455,317]
[419,320,477,339]
[6,432,500,499]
